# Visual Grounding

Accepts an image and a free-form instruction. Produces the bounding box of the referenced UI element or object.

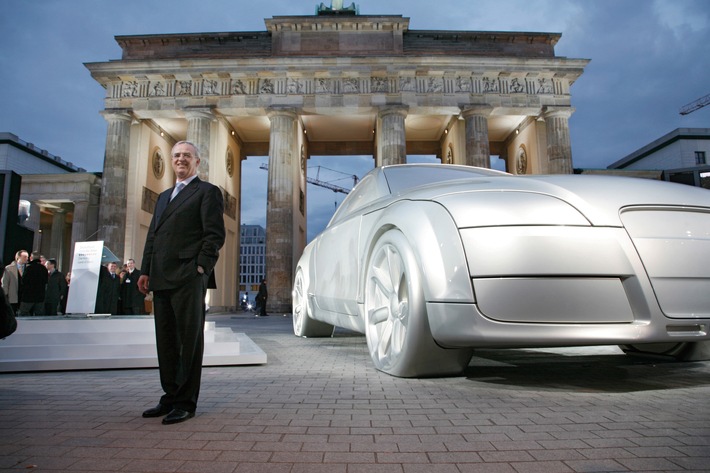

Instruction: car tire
[619,341,710,361]
[364,229,473,377]
[292,268,334,337]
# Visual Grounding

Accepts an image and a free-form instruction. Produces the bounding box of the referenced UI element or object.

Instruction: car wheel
[364,229,472,377]
[619,341,710,361]
[292,268,333,337]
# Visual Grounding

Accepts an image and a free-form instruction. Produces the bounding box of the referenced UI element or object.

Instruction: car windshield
[328,170,390,225]
[383,165,506,194]
[328,164,507,227]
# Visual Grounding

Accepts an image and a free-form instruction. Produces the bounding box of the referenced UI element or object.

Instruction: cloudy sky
[1,0,709,240]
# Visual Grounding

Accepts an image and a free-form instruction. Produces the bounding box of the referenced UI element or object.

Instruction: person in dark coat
[138,140,225,425]
[121,259,144,315]
[95,262,120,315]
[44,259,67,316]
[256,278,268,317]
[18,251,48,316]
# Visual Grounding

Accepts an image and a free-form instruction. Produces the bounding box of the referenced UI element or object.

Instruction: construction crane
[679,93,710,115]
[259,163,358,194]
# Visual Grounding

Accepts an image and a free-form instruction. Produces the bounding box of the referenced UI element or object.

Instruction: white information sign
[65,240,104,314]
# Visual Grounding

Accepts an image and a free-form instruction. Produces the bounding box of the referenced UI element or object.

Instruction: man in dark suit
[18,251,48,316]
[44,259,67,315]
[95,262,121,315]
[138,140,225,425]
[121,258,144,315]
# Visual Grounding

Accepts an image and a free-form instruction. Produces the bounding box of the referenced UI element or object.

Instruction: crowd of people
[1,249,147,316]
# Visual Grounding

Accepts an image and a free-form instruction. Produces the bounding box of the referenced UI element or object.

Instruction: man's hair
[15,250,28,260]
[47,259,57,267]
[31,251,41,260]
[172,140,200,158]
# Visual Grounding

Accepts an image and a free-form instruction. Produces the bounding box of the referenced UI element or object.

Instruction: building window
[695,151,706,165]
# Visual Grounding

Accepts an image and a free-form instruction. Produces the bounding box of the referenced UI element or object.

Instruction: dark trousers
[152,274,207,413]
[124,306,144,315]
[18,302,44,316]
[45,302,59,316]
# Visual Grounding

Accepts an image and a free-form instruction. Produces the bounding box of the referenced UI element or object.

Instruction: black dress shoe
[142,403,172,418]
[162,408,195,425]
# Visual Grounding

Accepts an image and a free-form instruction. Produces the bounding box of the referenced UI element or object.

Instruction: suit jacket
[21,260,48,303]
[95,266,120,314]
[45,270,68,305]
[141,177,225,292]
[120,268,144,309]
[2,264,21,304]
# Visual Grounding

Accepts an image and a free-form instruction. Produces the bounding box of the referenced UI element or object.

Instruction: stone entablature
[107,70,569,101]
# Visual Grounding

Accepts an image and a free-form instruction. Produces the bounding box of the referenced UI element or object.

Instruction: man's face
[126,260,135,271]
[18,252,28,264]
[108,263,117,274]
[45,261,55,271]
[171,142,200,181]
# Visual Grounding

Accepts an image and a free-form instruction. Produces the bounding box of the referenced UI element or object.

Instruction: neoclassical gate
[86,9,588,312]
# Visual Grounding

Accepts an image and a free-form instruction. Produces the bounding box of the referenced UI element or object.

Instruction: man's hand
[137,274,150,295]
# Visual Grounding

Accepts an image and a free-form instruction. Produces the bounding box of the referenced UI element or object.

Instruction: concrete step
[0,316,266,372]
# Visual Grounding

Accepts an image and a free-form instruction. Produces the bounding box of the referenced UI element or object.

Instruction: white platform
[0,316,267,372]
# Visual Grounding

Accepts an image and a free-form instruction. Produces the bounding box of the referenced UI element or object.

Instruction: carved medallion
[446,145,454,165]
[152,148,165,179]
[516,145,528,175]
[226,148,234,177]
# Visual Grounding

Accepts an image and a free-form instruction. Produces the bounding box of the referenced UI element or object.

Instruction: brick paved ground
[1,311,709,472]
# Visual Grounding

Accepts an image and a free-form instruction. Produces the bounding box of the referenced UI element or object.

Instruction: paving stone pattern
[1,312,709,472]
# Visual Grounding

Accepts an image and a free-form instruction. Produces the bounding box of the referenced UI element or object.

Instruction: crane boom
[259,163,352,194]
[680,93,710,115]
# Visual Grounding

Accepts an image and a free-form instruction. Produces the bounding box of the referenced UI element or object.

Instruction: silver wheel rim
[366,241,409,369]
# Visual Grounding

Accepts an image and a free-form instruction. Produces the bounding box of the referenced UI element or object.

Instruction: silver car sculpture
[292,164,710,377]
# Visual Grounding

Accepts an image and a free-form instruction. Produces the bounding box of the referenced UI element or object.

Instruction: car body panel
[294,164,710,373]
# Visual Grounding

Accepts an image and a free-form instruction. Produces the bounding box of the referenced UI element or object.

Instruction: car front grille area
[620,207,710,318]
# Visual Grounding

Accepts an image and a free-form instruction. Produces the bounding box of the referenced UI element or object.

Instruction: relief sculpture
[343,78,359,94]
[122,81,139,97]
[231,79,247,95]
[371,77,388,93]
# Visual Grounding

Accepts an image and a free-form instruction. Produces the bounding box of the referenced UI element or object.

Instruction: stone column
[185,108,214,181]
[378,105,408,166]
[71,200,89,248]
[98,110,132,262]
[28,202,41,252]
[542,106,575,174]
[49,209,66,265]
[265,108,298,313]
[462,106,492,168]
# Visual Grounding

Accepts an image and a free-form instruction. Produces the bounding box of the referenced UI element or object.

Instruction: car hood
[398,174,710,226]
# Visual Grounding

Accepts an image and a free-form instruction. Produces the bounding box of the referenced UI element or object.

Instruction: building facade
[239,224,266,304]
[608,128,710,189]
[0,133,100,271]
[86,8,588,312]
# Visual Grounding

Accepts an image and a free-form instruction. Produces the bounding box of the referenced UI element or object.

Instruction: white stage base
[0,316,267,373]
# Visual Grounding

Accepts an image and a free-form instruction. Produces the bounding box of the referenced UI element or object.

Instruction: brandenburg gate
[86,6,588,312]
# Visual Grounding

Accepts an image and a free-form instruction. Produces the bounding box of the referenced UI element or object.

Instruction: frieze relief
[114,75,562,99]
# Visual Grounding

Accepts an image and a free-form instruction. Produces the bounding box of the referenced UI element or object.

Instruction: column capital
[100,109,133,123]
[183,107,216,121]
[378,104,409,118]
[266,107,298,120]
[461,105,493,118]
[541,106,575,120]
